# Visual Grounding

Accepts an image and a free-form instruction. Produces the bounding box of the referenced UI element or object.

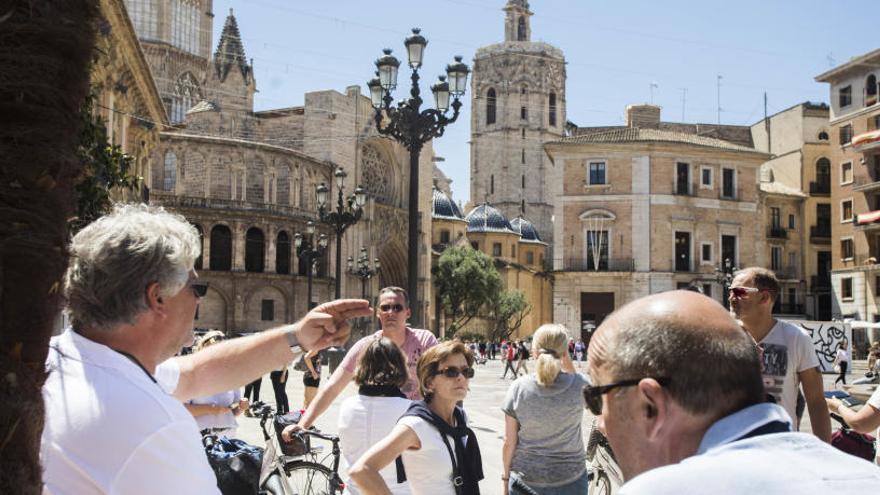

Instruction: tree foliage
[489,289,532,342]
[433,246,502,336]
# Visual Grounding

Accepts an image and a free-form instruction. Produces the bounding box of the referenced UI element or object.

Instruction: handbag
[831,427,876,461]
[203,435,264,495]
[293,355,307,372]
[274,410,311,456]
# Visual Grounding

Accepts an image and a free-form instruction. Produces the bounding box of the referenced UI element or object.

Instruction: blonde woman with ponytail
[500,325,588,495]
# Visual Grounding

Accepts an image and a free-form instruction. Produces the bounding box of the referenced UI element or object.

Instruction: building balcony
[773,265,798,280]
[856,210,880,231]
[560,258,635,272]
[150,191,319,220]
[809,225,831,244]
[853,129,880,152]
[809,181,831,196]
[854,254,880,269]
[852,175,880,193]
[810,275,831,291]
[767,226,788,239]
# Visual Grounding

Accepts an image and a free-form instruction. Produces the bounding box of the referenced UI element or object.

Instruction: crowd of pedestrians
[36,204,880,495]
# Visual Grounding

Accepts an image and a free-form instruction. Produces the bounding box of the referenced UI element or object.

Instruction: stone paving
[234,357,848,495]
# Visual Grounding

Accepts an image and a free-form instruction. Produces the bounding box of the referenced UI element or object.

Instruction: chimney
[624,104,661,129]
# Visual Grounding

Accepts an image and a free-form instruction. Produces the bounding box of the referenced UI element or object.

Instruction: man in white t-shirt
[728,267,831,442]
[42,205,371,494]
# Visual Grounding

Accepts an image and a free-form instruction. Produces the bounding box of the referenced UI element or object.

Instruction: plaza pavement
[235,357,849,495]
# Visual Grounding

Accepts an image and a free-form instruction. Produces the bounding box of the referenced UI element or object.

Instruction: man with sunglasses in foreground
[586,290,880,494]
[286,286,438,438]
[42,205,372,494]
[729,267,831,442]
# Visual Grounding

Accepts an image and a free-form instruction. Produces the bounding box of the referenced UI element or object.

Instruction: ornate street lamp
[715,257,738,308]
[294,221,328,309]
[348,247,381,339]
[317,168,367,298]
[368,28,469,325]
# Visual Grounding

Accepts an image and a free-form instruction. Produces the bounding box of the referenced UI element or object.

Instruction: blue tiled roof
[510,216,545,244]
[465,203,516,234]
[432,188,465,220]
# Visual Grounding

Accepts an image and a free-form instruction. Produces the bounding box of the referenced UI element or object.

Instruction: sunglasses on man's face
[582,377,670,416]
[378,303,405,313]
[190,282,209,298]
[728,286,760,299]
[434,366,475,379]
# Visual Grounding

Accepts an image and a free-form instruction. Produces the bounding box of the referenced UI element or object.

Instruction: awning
[857,209,880,225]
[849,320,880,329]
[853,129,880,149]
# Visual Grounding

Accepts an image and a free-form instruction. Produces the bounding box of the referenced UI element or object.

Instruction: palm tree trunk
[0,1,97,492]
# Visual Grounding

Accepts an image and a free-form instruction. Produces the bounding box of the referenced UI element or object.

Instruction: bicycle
[585,417,623,495]
[251,401,345,495]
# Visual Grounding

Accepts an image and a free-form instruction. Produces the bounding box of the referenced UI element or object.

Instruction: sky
[210,0,878,202]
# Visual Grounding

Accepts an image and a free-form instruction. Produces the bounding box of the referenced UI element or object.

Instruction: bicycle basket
[274,411,310,456]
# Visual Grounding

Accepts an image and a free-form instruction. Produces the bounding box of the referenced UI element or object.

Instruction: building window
[702,284,712,298]
[818,131,829,141]
[841,238,854,260]
[440,230,450,244]
[841,199,853,222]
[842,277,853,300]
[521,175,525,188]
[245,227,265,272]
[517,16,527,41]
[126,0,159,40]
[588,161,607,185]
[522,128,526,139]
[170,72,201,124]
[840,85,852,108]
[209,225,232,271]
[701,242,712,263]
[841,161,853,184]
[840,125,853,145]
[490,174,494,195]
[526,251,534,264]
[770,246,782,271]
[520,106,528,120]
[674,231,691,272]
[867,75,878,106]
[511,244,516,257]
[163,151,177,191]
[486,88,496,125]
[721,235,737,267]
[586,230,609,270]
[549,92,557,127]
[700,167,713,188]
[521,149,525,164]
[721,168,736,199]
[492,242,502,257]
[788,252,796,271]
[276,231,290,275]
[770,207,781,229]
[470,241,479,250]
[788,214,795,230]
[261,299,274,321]
[676,162,690,195]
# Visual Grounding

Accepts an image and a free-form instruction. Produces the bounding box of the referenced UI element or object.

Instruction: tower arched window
[517,17,527,41]
[171,72,202,123]
[163,151,177,191]
[818,131,829,141]
[549,92,558,127]
[276,231,290,275]
[486,88,497,125]
[245,227,265,273]
[170,0,201,55]
[209,225,232,271]
[867,74,878,106]
[816,157,831,190]
[125,0,159,39]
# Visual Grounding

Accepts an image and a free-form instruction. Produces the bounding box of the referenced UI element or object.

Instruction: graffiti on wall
[789,320,850,373]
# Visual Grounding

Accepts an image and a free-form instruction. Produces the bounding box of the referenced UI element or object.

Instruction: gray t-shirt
[501,372,588,487]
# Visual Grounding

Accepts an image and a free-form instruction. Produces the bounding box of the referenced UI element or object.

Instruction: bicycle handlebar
[295,429,340,442]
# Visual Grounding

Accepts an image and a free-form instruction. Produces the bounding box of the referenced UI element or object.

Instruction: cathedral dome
[432,187,465,221]
[465,203,515,234]
[510,216,545,244]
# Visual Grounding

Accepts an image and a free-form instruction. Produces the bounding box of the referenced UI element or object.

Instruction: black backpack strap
[438,430,464,495]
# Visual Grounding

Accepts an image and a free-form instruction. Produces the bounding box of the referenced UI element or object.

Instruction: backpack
[519,346,530,360]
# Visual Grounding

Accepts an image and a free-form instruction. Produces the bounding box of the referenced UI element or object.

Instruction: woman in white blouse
[184,331,248,435]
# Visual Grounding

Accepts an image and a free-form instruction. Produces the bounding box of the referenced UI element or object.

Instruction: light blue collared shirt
[620,403,880,494]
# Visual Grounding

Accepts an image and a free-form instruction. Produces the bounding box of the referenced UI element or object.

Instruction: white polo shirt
[41,329,220,494]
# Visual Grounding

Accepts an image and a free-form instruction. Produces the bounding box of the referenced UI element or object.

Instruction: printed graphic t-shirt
[340,327,438,399]
[758,320,819,421]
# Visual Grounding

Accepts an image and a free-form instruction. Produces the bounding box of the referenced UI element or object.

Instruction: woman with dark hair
[302,348,322,409]
[350,341,483,495]
[336,338,412,494]
[834,340,850,386]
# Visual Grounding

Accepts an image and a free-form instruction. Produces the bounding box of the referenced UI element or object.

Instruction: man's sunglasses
[728,286,760,299]
[434,366,475,379]
[582,377,670,415]
[378,303,405,313]
[191,282,209,298]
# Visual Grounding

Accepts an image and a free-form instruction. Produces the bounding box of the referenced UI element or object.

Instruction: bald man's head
[590,291,764,418]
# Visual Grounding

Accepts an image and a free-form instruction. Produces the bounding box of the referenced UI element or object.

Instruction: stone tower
[123,0,214,123]
[470,0,566,246]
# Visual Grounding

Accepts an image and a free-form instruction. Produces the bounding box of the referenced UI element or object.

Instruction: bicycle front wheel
[284,461,337,495]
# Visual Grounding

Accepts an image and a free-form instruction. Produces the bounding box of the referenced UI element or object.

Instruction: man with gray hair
[586,290,879,493]
[41,204,371,494]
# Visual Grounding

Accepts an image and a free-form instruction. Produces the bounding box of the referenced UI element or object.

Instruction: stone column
[265,224,275,273]
[202,225,211,270]
[233,221,245,271]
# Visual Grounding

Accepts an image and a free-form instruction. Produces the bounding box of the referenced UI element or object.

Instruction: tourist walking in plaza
[184,331,248,436]
[350,341,483,495]
[334,338,412,494]
[514,341,530,376]
[40,204,371,494]
[834,341,849,386]
[270,364,291,414]
[501,324,588,495]
[291,287,438,433]
[501,340,517,379]
[302,348,322,409]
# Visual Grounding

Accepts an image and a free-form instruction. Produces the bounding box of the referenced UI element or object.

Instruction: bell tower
[504,0,532,42]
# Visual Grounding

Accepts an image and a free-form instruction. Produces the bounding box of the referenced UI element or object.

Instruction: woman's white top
[188,389,240,434]
[836,348,850,363]
[337,394,412,495]
[397,415,468,495]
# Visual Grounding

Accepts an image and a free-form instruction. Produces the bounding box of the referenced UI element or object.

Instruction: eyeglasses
[378,303,405,313]
[728,286,760,299]
[434,366,475,379]
[190,282,209,298]
[582,377,671,415]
